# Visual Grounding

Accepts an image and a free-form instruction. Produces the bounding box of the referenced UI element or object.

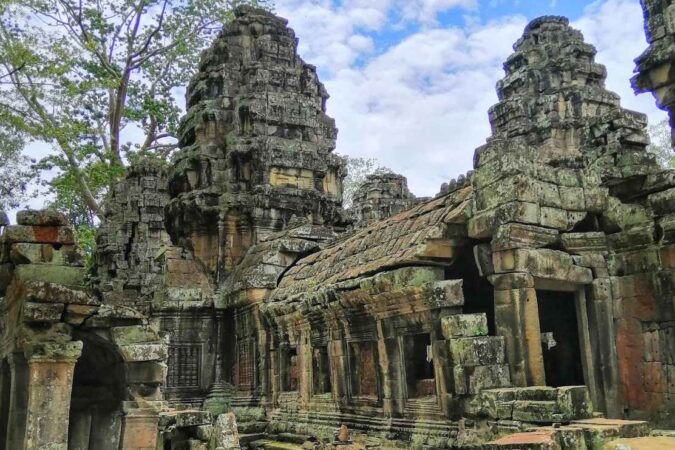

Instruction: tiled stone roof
[272,185,473,301]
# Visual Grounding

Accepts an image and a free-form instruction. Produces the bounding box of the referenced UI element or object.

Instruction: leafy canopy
[0,0,270,224]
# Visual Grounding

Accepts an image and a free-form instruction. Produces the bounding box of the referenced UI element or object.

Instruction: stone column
[23,340,83,450]
[5,352,29,450]
[120,401,163,450]
[492,273,545,386]
[377,336,404,416]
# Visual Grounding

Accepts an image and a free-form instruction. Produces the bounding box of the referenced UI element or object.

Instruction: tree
[341,155,391,209]
[0,0,270,224]
[0,127,39,210]
[647,119,674,169]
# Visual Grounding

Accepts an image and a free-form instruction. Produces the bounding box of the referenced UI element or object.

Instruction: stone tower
[96,160,170,313]
[351,172,417,227]
[166,6,347,278]
[483,16,653,179]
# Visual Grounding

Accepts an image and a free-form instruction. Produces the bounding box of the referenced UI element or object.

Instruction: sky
[10,0,668,218]
[268,0,667,197]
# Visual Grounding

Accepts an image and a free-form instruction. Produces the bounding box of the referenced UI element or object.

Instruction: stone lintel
[24,340,83,363]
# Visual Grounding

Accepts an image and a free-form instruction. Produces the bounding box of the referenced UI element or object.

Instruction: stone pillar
[23,340,83,450]
[0,358,11,447]
[492,274,545,387]
[120,401,162,450]
[5,352,29,450]
[298,337,312,405]
[377,336,404,416]
[328,340,348,407]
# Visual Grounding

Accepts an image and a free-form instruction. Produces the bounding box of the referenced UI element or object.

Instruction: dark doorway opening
[312,346,332,394]
[403,334,435,398]
[446,247,495,334]
[537,290,584,387]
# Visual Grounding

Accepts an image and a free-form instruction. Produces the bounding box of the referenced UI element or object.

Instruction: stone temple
[1,5,675,450]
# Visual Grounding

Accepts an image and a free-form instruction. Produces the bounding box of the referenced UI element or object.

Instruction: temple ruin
[1,5,674,450]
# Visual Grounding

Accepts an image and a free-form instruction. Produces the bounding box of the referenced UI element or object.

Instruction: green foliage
[0,127,39,210]
[0,0,271,223]
[74,223,97,278]
[340,155,391,209]
[647,119,674,168]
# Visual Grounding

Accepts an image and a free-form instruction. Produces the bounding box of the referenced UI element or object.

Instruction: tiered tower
[166,6,347,278]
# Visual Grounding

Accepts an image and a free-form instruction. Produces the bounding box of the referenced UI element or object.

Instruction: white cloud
[275,0,668,199]
[397,0,477,26]
[572,0,666,122]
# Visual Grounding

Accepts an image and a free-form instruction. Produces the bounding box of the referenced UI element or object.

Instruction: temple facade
[0,5,674,450]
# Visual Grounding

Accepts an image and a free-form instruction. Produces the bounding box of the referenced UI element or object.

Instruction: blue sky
[271,0,667,198]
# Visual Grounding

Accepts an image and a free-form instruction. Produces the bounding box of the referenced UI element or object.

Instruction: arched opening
[68,333,125,450]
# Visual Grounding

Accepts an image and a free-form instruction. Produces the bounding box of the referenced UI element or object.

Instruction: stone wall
[632,0,675,146]
[0,210,168,450]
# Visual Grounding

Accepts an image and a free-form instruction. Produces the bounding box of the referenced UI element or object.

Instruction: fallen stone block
[175,410,213,428]
[64,304,98,325]
[21,280,97,305]
[454,364,511,395]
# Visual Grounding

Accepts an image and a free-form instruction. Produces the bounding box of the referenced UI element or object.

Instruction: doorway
[537,290,584,387]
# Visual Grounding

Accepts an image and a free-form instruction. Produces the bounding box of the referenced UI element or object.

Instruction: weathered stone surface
[10,242,83,266]
[450,336,506,367]
[22,301,64,322]
[632,0,675,146]
[211,413,241,450]
[19,280,97,305]
[441,314,488,339]
[16,209,68,226]
[175,410,213,428]
[14,264,83,286]
[352,172,417,227]
[4,224,75,245]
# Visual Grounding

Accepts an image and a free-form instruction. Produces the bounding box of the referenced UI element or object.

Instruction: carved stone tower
[166,6,347,278]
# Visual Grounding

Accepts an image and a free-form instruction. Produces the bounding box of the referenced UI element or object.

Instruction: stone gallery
[1,2,675,449]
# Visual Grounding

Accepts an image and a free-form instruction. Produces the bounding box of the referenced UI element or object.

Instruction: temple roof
[271,185,473,301]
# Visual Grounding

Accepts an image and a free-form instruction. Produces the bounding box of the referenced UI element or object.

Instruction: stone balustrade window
[312,346,332,395]
[348,341,380,398]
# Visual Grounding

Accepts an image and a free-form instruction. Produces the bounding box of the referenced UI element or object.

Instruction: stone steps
[487,418,651,450]
[477,386,593,423]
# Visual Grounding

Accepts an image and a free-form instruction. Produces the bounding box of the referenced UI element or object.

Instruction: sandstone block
[512,400,562,423]
[21,280,97,305]
[492,223,559,251]
[175,410,213,428]
[556,386,593,420]
[649,187,675,215]
[488,272,535,289]
[4,224,75,245]
[10,242,84,266]
[23,301,64,322]
[16,209,68,226]
[64,304,98,325]
[441,314,488,339]
[111,325,162,345]
[468,201,540,239]
[117,343,167,362]
[450,336,505,367]
[14,264,83,286]
[454,364,511,395]
[125,361,168,384]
